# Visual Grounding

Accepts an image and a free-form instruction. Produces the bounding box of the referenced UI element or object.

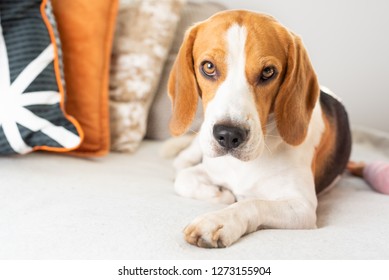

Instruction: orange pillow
[52,0,118,156]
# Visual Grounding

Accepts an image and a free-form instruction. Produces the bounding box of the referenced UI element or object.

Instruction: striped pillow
[0,0,83,155]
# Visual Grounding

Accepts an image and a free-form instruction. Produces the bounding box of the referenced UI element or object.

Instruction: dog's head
[168,10,319,161]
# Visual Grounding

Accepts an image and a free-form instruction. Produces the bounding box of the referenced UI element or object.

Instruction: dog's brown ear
[275,34,319,146]
[168,25,200,136]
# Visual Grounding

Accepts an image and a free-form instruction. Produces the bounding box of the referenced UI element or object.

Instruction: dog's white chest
[202,131,320,201]
[203,152,284,199]
[203,156,252,195]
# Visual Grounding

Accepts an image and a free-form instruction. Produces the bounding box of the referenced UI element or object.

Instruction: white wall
[193,0,389,132]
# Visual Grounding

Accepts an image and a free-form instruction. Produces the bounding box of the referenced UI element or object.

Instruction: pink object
[363,161,389,194]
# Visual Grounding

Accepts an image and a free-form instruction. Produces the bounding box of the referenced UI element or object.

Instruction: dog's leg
[173,135,203,171]
[184,198,317,248]
[160,134,196,159]
[175,164,236,204]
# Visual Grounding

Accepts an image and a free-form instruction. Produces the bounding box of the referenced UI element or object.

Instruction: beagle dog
[168,10,351,248]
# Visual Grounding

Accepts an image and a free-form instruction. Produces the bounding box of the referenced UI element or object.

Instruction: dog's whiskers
[266,120,276,126]
[265,124,277,130]
[188,128,199,135]
[263,121,276,129]
[262,139,273,155]
[265,134,281,138]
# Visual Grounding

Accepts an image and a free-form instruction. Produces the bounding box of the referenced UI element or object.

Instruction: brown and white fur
[168,10,351,248]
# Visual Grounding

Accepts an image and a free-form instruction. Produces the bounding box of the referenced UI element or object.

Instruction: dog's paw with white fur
[183,210,244,248]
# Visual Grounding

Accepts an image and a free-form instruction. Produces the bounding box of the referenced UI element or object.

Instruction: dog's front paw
[183,211,242,248]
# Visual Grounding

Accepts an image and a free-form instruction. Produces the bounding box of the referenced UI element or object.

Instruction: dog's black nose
[213,125,247,150]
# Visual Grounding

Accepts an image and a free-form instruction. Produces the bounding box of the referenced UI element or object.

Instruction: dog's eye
[201,61,216,77]
[260,66,276,81]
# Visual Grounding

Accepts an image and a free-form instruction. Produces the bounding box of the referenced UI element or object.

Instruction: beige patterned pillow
[110,0,184,152]
[146,1,226,140]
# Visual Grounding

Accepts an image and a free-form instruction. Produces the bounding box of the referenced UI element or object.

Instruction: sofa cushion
[0,0,83,155]
[0,127,388,258]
